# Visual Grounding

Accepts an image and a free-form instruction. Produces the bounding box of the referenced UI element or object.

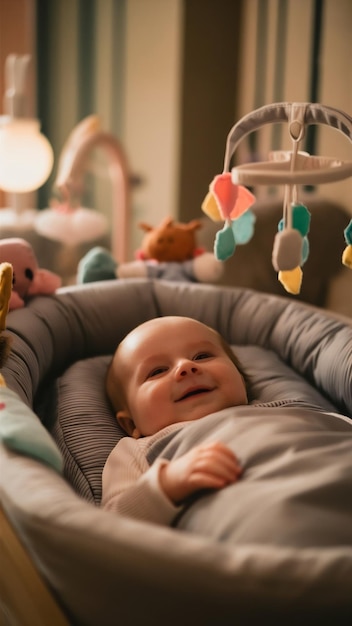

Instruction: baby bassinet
[0,278,352,626]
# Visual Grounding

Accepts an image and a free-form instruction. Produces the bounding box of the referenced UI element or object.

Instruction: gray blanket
[148,403,352,548]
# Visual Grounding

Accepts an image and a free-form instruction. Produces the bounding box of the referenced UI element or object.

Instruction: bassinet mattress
[1,279,352,626]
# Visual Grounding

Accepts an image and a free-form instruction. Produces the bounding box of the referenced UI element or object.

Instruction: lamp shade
[0,119,54,192]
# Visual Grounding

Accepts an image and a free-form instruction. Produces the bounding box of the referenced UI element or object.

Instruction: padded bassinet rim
[1,279,352,625]
[1,444,352,626]
[3,278,352,416]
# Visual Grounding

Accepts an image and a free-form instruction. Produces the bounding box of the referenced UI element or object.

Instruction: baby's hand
[159,441,242,505]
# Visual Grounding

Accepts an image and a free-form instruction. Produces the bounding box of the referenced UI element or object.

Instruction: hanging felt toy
[201,102,352,295]
[342,219,352,268]
[202,172,256,261]
[273,200,311,294]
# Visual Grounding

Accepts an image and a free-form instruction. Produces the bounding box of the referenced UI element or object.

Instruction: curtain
[36,0,126,211]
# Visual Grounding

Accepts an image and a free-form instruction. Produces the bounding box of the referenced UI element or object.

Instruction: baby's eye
[147,366,167,378]
[193,352,212,361]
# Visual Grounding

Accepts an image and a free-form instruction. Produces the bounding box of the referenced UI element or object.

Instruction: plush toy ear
[138,222,153,233]
[163,217,174,229]
[27,269,62,296]
[185,219,202,233]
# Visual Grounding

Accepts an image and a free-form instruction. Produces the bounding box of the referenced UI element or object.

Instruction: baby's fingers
[187,463,241,492]
[192,444,242,486]
[197,442,242,478]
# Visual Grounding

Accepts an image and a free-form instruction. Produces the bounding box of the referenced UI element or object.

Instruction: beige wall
[0,0,36,114]
[123,0,184,253]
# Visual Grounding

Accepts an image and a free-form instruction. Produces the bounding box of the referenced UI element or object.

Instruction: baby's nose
[176,360,199,378]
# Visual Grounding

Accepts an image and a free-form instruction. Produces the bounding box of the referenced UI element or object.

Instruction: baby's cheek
[236,379,248,404]
[136,388,162,421]
[229,373,247,405]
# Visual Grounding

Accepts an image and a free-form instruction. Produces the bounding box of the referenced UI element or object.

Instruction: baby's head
[106,316,249,438]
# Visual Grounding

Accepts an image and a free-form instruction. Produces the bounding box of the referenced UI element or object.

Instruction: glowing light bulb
[0,119,54,192]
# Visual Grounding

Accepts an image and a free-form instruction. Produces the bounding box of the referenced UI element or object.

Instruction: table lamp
[0,54,53,199]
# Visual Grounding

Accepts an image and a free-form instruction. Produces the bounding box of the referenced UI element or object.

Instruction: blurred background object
[0,0,351,311]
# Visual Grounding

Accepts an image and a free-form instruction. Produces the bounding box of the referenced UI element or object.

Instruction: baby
[102,316,250,524]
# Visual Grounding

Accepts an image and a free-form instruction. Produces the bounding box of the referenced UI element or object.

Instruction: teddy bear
[77,217,224,284]
[0,238,62,310]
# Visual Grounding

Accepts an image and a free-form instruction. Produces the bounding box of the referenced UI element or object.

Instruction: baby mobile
[201,102,352,295]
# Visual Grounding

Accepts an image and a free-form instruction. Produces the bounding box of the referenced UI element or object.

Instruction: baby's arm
[159,441,242,505]
[102,436,183,524]
[102,439,241,524]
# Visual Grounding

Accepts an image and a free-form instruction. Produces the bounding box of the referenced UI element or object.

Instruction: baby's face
[113,317,247,437]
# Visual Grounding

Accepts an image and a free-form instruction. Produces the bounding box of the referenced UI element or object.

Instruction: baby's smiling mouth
[176,386,214,402]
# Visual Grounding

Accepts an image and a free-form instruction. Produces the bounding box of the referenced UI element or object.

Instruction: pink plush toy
[0,238,62,310]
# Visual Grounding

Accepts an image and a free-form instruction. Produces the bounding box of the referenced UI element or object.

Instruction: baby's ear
[117,410,141,438]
